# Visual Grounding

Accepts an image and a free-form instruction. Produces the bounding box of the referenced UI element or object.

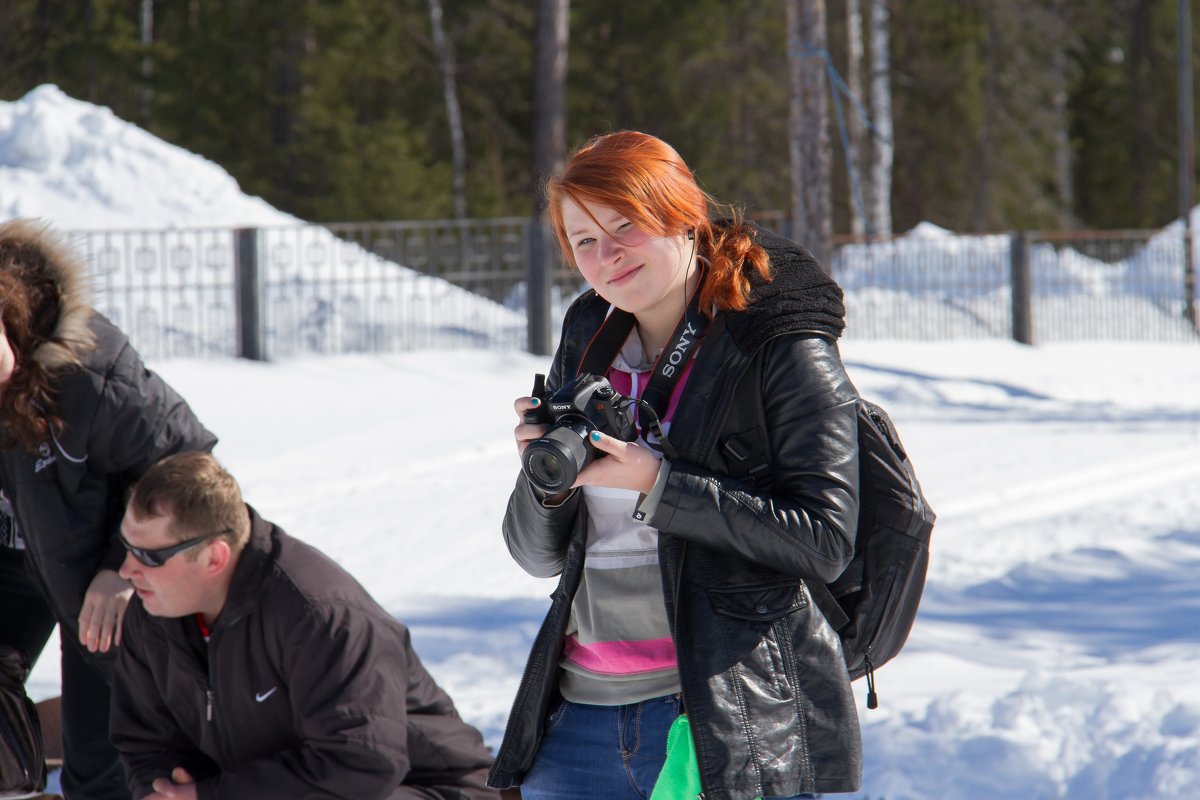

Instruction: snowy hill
[0,85,525,355]
[0,84,295,230]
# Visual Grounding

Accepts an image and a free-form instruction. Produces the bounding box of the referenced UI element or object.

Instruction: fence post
[1010,230,1033,345]
[235,228,265,361]
[527,216,553,355]
[1185,227,1199,336]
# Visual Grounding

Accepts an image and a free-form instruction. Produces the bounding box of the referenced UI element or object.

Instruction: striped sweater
[558,329,694,705]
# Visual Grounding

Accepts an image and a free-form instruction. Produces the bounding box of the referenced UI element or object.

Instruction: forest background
[0,0,1195,237]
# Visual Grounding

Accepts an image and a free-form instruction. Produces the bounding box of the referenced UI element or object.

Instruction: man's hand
[78,568,134,653]
[147,767,197,800]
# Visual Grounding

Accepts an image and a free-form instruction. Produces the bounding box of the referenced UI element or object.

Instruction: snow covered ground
[5,85,1200,798]
[18,343,1197,800]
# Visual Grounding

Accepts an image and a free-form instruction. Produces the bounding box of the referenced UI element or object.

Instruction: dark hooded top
[0,218,217,677]
[112,507,497,800]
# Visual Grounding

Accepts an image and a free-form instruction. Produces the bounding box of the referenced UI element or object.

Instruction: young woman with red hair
[490,131,863,799]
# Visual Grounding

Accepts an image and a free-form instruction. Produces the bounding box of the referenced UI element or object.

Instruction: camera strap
[576,264,709,460]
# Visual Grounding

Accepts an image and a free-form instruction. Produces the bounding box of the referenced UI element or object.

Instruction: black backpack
[725,375,936,709]
[0,646,47,798]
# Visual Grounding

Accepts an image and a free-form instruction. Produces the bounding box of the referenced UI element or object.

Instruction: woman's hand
[78,568,134,653]
[573,431,661,495]
[513,396,547,456]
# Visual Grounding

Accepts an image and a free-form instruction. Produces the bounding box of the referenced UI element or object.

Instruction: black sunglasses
[120,528,232,568]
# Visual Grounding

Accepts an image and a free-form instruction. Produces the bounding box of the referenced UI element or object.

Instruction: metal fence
[77,219,585,360]
[72,219,1199,360]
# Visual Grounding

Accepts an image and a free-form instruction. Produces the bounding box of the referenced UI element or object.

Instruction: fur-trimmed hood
[0,218,95,369]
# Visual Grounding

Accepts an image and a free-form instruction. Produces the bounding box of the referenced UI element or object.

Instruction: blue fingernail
[590,431,601,442]
[531,397,540,406]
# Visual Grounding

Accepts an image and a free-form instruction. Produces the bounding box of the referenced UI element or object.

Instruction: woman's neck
[634,315,677,366]
[634,262,702,364]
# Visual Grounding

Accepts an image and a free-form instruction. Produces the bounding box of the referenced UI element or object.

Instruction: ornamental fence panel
[71,219,1199,360]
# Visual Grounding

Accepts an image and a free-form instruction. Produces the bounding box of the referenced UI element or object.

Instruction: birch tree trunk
[868,0,893,238]
[973,3,996,231]
[428,0,467,219]
[1052,29,1073,222]
[140,0,153,122]
[846,0,867,239]
[787,0,833,268]
[1131,0,1152,224]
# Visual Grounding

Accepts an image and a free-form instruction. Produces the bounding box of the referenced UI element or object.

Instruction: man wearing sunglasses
[109,452,498,800]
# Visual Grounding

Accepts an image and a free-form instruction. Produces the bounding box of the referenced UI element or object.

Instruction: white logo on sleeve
[255,687,278,703]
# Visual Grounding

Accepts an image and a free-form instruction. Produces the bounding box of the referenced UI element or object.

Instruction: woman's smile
[607,264,643,286]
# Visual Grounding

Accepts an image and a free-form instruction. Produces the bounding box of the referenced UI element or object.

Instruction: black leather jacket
[489,230,863,799]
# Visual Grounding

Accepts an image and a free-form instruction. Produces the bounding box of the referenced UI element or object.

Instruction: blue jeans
[520,694,816,800]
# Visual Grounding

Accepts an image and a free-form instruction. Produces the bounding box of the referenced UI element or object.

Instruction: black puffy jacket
[111,508,497,800]
[1,323,216,680]
[489,229,863,799]
[1,220,217,679]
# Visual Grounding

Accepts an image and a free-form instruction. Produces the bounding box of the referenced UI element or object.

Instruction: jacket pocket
[705,582,809,701]
[707,581,807,621]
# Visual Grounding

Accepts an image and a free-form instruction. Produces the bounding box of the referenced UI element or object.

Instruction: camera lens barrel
[521,419,596,494]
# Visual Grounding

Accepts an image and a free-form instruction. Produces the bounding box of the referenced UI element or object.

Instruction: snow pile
[0,85,295,230]
[0,86,524,354]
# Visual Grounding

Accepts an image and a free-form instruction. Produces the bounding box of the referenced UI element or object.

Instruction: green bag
[651,715,769,800]
[650,714,702,800]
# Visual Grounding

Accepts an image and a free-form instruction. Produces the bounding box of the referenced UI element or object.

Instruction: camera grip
[524,373,549,424]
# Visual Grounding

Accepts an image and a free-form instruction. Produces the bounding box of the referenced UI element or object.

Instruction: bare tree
[428,0,467,219]
[1050,0,1074,224]
[787,0,833,267]
[973,3,997,230]
[528,0,569,354]
[140,0,153,122]
[1131,0,1153,223]
[532,0,569,201]
[868,0,893,238]
[846,0,867,239]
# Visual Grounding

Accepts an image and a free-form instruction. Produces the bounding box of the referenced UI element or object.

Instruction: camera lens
[526,449,567,488]
[521,420,596,494]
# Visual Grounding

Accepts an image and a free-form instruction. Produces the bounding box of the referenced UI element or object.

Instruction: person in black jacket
[0,218,217,799]
[110,452,498,800]
[489,131,863,799]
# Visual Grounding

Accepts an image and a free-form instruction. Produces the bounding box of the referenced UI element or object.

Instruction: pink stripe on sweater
[562,635,678,676]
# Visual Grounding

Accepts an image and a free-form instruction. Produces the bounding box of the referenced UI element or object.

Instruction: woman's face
[561,198,694,320]
[0,325,14,393]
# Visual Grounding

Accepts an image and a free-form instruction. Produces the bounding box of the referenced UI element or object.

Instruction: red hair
[545,131,770,316]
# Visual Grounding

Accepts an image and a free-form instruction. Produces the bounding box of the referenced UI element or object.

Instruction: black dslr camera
[521,373,638,495]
